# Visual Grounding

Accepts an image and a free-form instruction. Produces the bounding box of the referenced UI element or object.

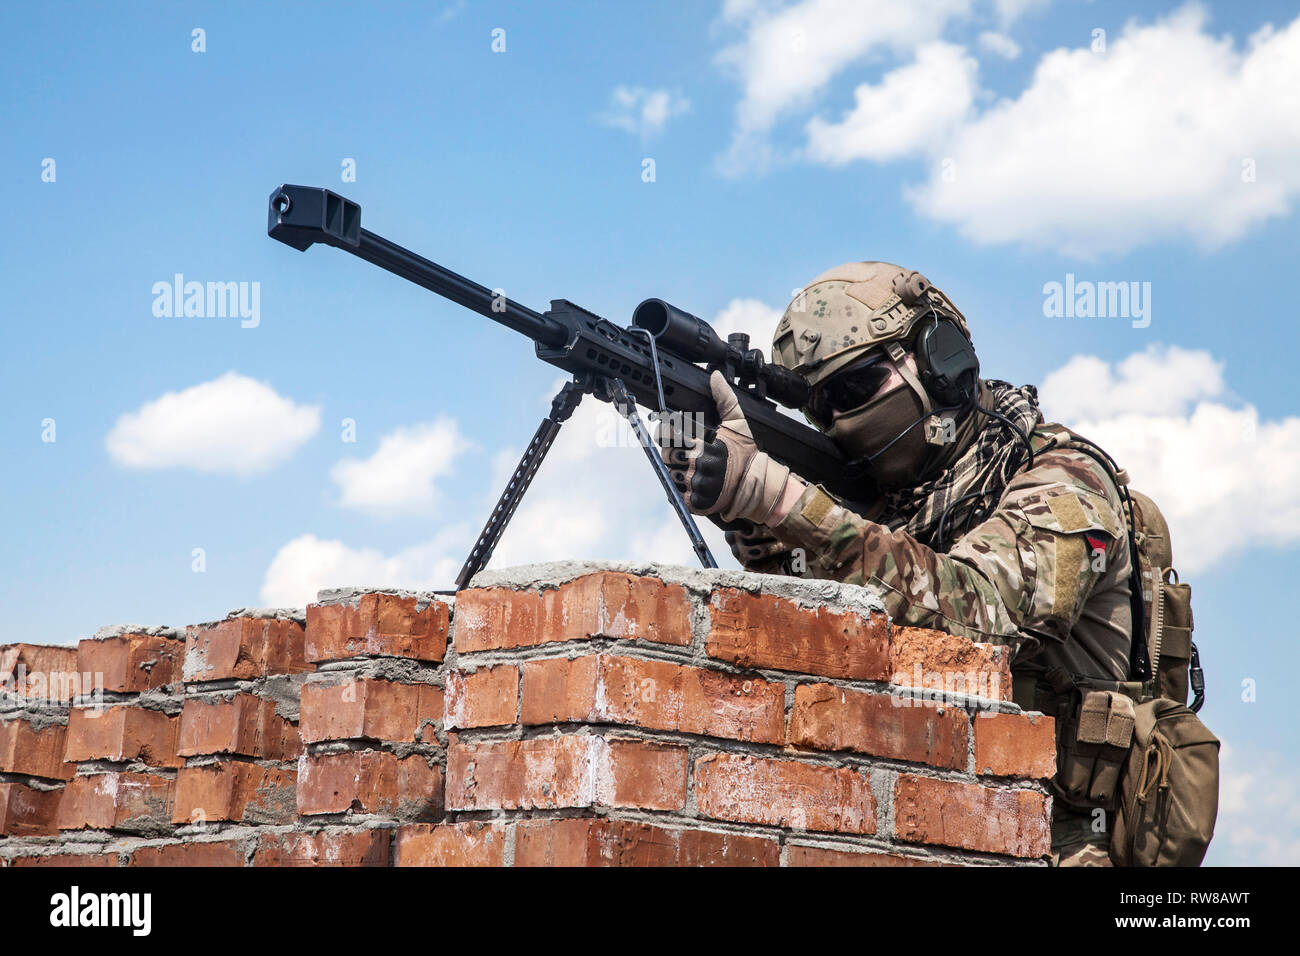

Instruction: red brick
[0,782,61,836]
[0,643,80,702]
[602,739,688,809]
[296,751,442,819]
[444,665,519,729]
[177,694,300,759]
[253,828,390,866]
[57,772,174,833]
[974,712,1057,779]
[305,593,449,663]
[65,705,180,767]
[0,718,74,780]
[130,840,245,867]
[172,762,297,825]
[694,753,875,834]
[789,683,969,769]
[515,818,780,867]
[394,822,506,866]
[77,632,181,693]
[184,617,308,681]
[300,679,442,743]
[707,589,889,680]
[446,736,687,812]
[10,852,117,867]
[521,654,784,744]
[453,572,692,652]
[520,655,601,726]
[786,845,941,867]
[889,626,1012,701]
[893,774,1051,858]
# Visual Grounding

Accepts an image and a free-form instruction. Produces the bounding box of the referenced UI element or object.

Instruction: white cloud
[711,297,782,346]
[720,0,782,21]
[330,418,469,516]
[1210,742,1300,865]
[599,86,690,139]
[805,42,979,164]
[105,371,320,476]
[719,3,1300,255]
[977,30,1020,60]
[1040,345,1300,572]
[715,0,973,173]
[992,0,1047,30]
[1038,345,1225,421]
[907,5,1300,256]
[259,527,470,608]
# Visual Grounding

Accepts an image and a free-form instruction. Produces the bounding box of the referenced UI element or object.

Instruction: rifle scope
[632,298,810,411]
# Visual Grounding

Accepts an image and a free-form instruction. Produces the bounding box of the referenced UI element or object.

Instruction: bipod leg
[455,380,585,589]
[603,378,718,569]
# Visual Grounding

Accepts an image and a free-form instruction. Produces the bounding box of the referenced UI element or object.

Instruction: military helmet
[772,261,971,390]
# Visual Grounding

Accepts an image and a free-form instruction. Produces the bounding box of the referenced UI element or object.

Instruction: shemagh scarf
[880,380,1043,552]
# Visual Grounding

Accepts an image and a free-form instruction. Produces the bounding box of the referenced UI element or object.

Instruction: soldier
[659,261,1135,866]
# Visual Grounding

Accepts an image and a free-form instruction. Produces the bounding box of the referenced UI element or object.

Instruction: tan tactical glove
[657,371,793,524]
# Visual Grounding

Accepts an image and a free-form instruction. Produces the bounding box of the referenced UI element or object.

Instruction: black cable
[931,382,1034,549]
[971,393,1036,474]
[934,487,991,550]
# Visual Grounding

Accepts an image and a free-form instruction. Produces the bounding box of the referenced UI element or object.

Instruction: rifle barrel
[267,183,567,346]
[353,228,568,347]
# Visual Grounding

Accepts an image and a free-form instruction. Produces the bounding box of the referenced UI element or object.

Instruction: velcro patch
[1046,493,1090,533]
[1052,533,1085,618]
[800,487,836,527]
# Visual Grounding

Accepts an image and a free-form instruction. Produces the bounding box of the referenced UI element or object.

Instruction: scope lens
[631,300,670,337]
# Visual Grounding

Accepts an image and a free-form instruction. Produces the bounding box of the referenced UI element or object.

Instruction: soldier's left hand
[725,524,800,574]
[657,371,796,524]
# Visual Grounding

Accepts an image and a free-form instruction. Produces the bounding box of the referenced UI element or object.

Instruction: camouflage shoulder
[1014,423,1126,513]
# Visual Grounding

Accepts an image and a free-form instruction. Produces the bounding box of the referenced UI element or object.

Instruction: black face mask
[824,382,934,489]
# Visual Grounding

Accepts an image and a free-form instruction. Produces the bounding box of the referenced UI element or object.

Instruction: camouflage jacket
[771,423,1133,684]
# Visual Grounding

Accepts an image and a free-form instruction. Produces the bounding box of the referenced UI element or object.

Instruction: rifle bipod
[454,376,717,590]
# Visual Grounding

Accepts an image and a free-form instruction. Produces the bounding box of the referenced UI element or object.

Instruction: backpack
[1107,487,1220,866]
[1052,438,1221,867]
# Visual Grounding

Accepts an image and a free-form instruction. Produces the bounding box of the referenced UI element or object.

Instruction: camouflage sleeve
[771,448,1127,648]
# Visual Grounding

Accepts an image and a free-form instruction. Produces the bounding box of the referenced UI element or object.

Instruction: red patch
[1085,534,1108,553]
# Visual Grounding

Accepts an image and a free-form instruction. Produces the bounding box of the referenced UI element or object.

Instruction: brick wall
[0,562,1055,866]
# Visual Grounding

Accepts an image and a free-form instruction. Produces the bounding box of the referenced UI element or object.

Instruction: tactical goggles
[805,352,900,428]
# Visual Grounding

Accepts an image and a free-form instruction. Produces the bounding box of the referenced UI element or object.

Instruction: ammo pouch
[1110,697,1220,866]
[1053,688,1136,811]
[1149,569,1194,705]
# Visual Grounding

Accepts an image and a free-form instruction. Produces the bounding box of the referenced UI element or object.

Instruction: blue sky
[3,0,1298,864]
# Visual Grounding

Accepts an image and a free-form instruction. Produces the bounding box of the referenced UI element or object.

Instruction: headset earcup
[917,318,979,406]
